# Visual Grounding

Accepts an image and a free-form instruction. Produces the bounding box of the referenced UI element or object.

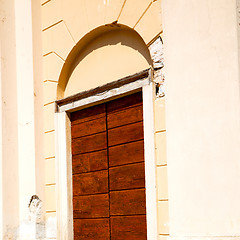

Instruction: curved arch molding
[41,0,163,101]
[57,24,155,98]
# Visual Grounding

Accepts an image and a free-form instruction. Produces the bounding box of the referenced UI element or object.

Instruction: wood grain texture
[109,162,145,191]
[107,105,143,129]
[73,170,108,196]
[72,132,107,155]
[108,121,144,146]
[73,194,109,219]
[107,92,142,114]
[71,103,106,125]
[111,215,147,240]
[72,92,147,239]
[71,116,106,138]
[72,150,108,174]
[74,218,110,240]
[109,140,144,167]
[110,189,146,216]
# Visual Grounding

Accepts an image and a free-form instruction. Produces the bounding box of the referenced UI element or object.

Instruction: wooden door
[71,92,147,240]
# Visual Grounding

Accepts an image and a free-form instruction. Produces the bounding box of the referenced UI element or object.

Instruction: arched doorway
[55,25,158,239]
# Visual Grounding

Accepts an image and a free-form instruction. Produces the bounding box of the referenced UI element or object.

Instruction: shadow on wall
[57,24,153,98]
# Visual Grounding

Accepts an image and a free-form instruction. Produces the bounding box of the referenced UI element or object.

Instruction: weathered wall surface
[162,0,240,239]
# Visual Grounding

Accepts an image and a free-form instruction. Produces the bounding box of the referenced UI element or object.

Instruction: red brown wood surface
[108,121,144,146]
[109,162,145,191]
[107,92,142,114]
[73,194,109,219]
[109,140,144,167]
[107,105,143,129]
[72,132,107,155]
[111,215,147,240]
[71,103,106,125]
[72,150,108,174]
[74,219,110,240]
[71,116,106,138]
[72,92,147,239]
[73,170,108,196]
[110,189,146,216]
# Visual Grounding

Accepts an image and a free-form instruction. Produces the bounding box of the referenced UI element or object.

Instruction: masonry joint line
[133,2,152,29]
[42,20,63,32]
[41,0,51,6]
[117,0,127,21]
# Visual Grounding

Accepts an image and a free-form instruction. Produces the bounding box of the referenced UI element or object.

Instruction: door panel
[110,189,146,215]
[74,219,110,240]
[109,141,144,167]
[111,216,147,240]
[108,122,144,146]
[107,92,142,113]
[109,162,145,191]
[72,132,107,155]
[71,92,147,239]
[107,104,143,129]
[71,116,106,138]
[71,103,106,125]
[73,194,109,218]
[73,170,109,196]
[72,150,108,174]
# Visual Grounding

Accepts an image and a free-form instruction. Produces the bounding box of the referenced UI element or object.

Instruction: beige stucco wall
[0,1,19,237]
[0,0,44,239]
[162,0,240,238]
[64,28,152,97]
[155,97,169,240]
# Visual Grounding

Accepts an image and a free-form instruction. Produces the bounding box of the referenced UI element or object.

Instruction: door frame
[55,68,158,239]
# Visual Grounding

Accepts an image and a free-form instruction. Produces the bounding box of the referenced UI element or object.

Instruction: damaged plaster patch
[18,195,46,239]
[149,36,165,97]
[45,216,56,239]
[19,221,45,240]
[4,195,47,240]
[28,195,42,223]
[149,37,164,70]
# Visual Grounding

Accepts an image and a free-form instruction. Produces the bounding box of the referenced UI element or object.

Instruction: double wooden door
[71,92,147,239]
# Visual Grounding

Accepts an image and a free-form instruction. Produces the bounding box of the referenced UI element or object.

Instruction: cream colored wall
[15,0,38,227]
[162,0,240,239]
[0,0,44,239]
[65,29,152,97]
[0,44,2,238]
[42,0,166,239]
[32,0,45,204]
[155,97,169,240]
[0,1,19,237]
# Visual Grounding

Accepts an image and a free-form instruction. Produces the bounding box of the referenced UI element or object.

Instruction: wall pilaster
[162,0,240,238]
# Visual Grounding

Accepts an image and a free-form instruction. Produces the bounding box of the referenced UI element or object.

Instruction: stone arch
[57,24,153,99]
